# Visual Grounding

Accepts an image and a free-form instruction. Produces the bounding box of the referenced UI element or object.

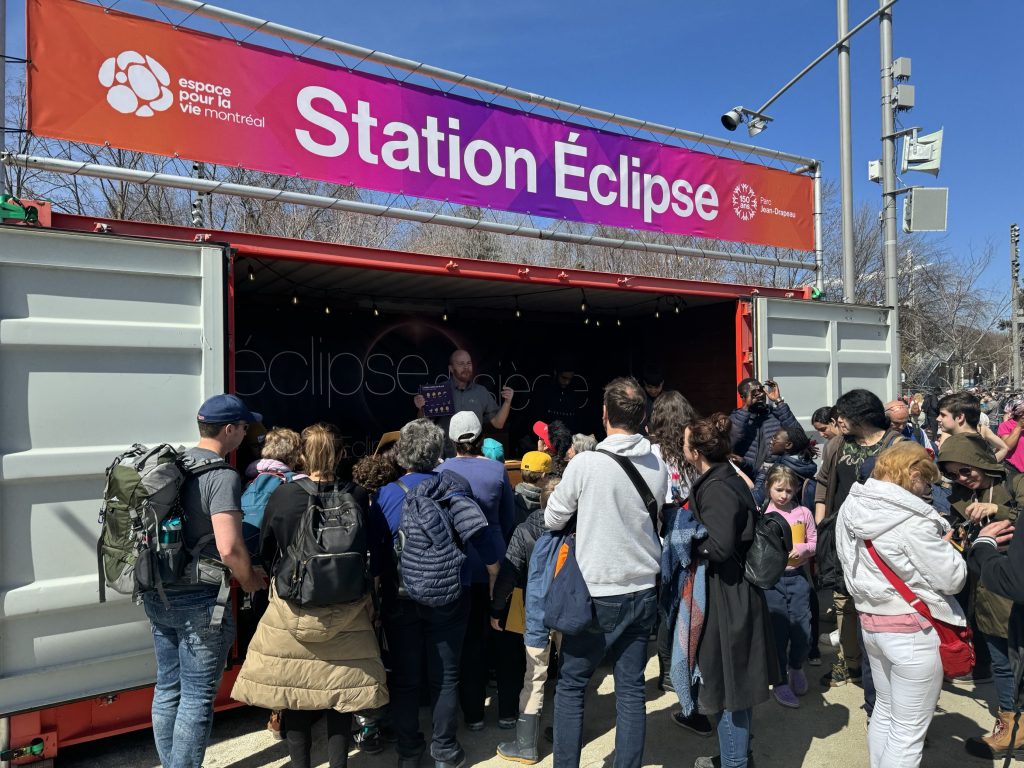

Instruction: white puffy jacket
[836,478,967,626]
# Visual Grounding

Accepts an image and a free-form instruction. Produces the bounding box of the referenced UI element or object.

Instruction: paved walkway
[59,649,1004,767]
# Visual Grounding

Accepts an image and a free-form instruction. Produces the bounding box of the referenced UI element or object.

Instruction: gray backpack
[98,444,231,615]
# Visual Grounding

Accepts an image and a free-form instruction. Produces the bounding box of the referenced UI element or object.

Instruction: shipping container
[0,211,894,761]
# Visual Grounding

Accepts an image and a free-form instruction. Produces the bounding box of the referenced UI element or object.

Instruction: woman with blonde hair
[837,441,967,768]
[233,423,388,768]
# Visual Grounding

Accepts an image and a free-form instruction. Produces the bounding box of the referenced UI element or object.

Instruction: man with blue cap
[144,393,267,768]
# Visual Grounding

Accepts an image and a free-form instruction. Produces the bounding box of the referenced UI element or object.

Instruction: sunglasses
[943,466,974,480]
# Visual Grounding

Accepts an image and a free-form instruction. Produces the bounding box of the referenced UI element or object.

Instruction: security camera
[721,107,744,131]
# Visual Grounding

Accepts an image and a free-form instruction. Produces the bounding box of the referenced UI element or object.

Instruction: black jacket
[968,526,1024,677]
[692,462,778,713]
[490,508,546,619]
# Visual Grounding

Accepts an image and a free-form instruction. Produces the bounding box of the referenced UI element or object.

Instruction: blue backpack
[241,469,293,561]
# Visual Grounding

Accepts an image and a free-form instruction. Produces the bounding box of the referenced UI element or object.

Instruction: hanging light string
[241,257,673,320]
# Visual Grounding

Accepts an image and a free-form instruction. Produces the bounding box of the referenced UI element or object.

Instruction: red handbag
[864,539,975,678]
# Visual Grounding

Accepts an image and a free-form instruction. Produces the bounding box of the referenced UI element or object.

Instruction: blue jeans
[716,708,752,768]
[553,587,657,768]
[764,570,812,675]
[986,633,1015,711]
[383,594,469,764]
[144,590,234,768]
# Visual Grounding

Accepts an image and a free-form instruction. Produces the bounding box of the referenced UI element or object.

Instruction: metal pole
[1012,224,1021,389]
[880,0,901,396]
[145,1,814,168]
[2,152,818,272]
[813,163,824,293]
[1,0,8,196]
[838,0,856,302]
[753,0,899,118]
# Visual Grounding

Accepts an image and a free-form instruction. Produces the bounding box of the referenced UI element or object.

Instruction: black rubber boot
[497,713,540,764]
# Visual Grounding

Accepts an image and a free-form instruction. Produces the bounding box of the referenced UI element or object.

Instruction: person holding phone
[938,432,1024,759]
[730,377,803,479]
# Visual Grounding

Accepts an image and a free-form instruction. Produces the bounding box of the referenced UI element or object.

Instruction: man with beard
[730,377,802,479]
[414,349,513,435]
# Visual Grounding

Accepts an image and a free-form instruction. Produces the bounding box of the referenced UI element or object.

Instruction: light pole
[837,0,856,303]
[720,0,900,304]
[1012,223,1021,388]
[879,0,901,394]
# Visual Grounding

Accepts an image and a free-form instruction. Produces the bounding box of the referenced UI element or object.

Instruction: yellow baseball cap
[521,451,552,473]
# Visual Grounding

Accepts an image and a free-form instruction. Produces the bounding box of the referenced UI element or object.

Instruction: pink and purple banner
[28,0,814,251]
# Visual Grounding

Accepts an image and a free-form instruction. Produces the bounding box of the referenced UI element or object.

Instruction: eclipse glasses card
[419,384,455,418]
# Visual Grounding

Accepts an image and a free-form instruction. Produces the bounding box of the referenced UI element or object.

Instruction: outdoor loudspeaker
[902,187,948,233]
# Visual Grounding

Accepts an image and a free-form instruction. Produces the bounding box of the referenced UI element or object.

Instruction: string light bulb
[674,299,681,314]
[580,289,588,313]
[247,264,255,282]
[654,306,661,319]
[515,297,522,319]
[617,316,622,327]
[595,318,601,328]
[290,290,299,306]
[372,303,380,317]
[324,302,331,316]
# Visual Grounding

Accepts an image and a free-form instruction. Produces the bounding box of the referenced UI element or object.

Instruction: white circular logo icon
[731,183,758,222]
[98,51,173,118]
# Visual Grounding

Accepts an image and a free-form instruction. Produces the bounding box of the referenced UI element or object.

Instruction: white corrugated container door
[753,297,895,431]
[0,227,225,715]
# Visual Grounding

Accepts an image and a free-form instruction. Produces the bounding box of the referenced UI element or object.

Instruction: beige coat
[232,587,388,713]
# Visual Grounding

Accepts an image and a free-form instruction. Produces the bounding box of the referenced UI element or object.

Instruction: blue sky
[9,1,1021,290]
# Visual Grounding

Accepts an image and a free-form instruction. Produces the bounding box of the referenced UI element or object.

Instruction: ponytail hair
[686,413,733,463]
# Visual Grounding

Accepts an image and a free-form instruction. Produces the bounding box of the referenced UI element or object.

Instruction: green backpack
[97,443,229,607]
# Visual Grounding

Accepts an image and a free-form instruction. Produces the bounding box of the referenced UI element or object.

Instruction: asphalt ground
[57,642,1007,768]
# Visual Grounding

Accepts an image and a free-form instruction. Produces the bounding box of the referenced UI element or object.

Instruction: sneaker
[821,661,853,688]
[267,710,283,741]
[672,711,714,737]
[819,629,840,649]
[433,749,466,768]
[807,654,823,667]
[354,726,383,755]
[498,717,517,730]
[694,753,755,767]
[466,721,485,732]
[788,668,809,696]
[773,684,800,708]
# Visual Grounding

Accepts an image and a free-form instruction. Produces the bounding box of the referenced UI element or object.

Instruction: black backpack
[743,508,794,589]
[274,478,369,607]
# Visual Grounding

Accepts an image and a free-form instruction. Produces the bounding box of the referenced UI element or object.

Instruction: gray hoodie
[545,433,667,597]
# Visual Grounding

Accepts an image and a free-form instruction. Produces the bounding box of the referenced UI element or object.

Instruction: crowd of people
[140,357,1024,768]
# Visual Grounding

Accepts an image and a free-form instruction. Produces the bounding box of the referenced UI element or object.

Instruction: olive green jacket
[948,477,1023,638]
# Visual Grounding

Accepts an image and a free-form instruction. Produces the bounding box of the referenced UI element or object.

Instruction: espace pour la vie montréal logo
[98,51,173,117]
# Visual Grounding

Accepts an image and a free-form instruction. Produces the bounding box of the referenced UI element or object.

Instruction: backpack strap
[596,449,659,530]
[293,477,319,496]
[395,478,411,495]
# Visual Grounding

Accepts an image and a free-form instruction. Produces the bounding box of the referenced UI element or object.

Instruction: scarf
[659,504,708,716]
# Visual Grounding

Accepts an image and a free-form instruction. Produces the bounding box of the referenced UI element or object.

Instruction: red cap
[532,421,552,451]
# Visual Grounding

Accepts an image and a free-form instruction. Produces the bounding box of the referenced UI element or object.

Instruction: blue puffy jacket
[399,470,493,607]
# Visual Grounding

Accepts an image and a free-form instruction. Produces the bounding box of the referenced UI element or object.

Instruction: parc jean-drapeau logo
[98,51,173,118]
